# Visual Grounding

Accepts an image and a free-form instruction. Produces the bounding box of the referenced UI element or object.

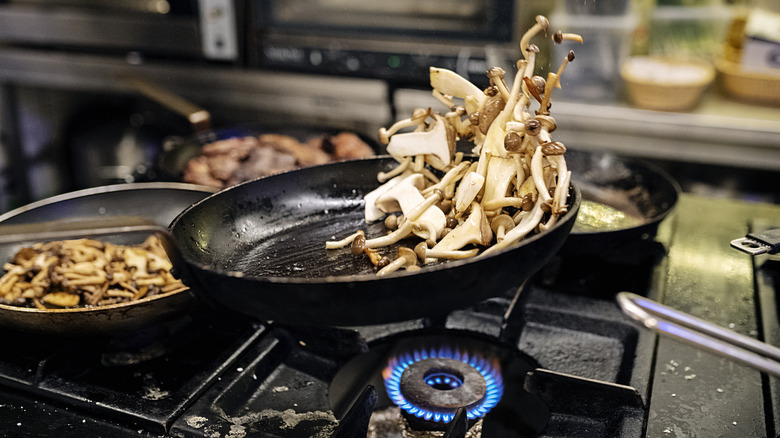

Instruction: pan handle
[120,76,212,133]
[617,292,780,377]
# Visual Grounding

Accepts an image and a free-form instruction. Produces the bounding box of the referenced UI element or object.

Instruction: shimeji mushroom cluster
[326,16,582,276]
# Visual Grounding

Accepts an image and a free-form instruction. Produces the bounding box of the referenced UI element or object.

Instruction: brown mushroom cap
[397,247,418,267]
[491,214,516,234]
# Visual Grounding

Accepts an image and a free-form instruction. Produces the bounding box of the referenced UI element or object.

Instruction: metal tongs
[618,292,780,377]
[730,228,780,256]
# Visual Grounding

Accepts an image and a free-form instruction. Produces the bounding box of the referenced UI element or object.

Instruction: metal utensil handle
[121,76,211,132]
[0,216,168,244]
[617,292,780,377]
[0,216,187,275]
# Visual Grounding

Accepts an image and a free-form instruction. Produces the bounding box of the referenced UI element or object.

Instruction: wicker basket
[621,56,715,111]
[716,47,780,105]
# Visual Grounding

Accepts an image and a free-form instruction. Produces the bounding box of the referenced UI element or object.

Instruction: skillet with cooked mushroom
[0,235,188,309]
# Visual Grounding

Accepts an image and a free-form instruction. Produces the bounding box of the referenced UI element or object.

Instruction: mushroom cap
[397,247,418,266]
[414,241,429,262]
[535,15,550,33]
[491,214,516,232]
[534,115,557,132]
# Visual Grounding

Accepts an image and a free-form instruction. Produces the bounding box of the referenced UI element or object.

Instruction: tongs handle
[617,292,780,377]
[731,228,780,255]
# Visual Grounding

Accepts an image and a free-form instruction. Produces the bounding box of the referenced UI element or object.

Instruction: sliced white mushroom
[430,67,487,108]
[375,173,446,241]
[365,190,443,248]
[431,202,492,253]
[363,172,410,222]
[481,155,518,208]
[453,171,485,216]
[385,115,452,166]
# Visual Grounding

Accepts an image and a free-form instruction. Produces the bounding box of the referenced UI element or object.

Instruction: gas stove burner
[382,347,503,425]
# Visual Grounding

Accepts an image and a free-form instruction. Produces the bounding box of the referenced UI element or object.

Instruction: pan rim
[0,287,189,314]
[0,182,218,224]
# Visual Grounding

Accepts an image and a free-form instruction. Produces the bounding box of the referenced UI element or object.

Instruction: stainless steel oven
[247,0,521,87]
[0,0,240,62]
[0,0,393,211]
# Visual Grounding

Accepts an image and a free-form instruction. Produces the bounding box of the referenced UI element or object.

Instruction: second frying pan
[563,148,681,254]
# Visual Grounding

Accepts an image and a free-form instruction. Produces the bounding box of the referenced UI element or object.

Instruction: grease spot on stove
[141,385,170,401]
[215,407,337,433]
[186,416,208,429]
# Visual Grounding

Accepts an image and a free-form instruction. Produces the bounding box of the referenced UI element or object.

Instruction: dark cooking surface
[0,194,778,437]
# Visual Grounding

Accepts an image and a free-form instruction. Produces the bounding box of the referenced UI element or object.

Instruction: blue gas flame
[382,346,504,423]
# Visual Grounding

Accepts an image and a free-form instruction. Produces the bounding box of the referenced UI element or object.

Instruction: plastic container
[550,12,638,102]
[648,6,732,60]
[562,0,630,15]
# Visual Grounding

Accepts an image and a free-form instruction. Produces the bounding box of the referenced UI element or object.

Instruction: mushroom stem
[552,169,571,214]
[365,191,443,249]
[325,230,364,249]
[415,241,479,264]
[481,197,525,211]
[377,157,412,183]
[540,50,576,114]
[530,146,552,205]
[376,247,418,277]
[378,109,429,144]
[421,161,470,197]
[519,15,550,61]
[480,195,546,257]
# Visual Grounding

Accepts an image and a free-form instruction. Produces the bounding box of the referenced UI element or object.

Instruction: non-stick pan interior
[173,157,418,279]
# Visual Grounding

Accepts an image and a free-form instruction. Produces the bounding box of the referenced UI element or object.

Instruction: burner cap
[383,348,503,426]
[400,357,487,413]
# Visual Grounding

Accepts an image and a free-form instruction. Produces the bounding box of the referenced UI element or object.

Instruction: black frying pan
[0,183,217,335]
[169,156,581,327]
[562,148,680,254]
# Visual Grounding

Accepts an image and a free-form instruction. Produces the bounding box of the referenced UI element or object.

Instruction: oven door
[249,0,517,85]
[0,0,240,62]
[254,0,514,41]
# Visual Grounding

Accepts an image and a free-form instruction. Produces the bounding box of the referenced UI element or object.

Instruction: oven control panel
[199,0,239,61]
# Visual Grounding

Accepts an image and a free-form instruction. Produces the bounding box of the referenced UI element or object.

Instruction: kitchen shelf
[395,87,780,172]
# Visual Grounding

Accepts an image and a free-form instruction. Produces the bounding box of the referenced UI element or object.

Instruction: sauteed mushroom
[326,15,581,274]
[0,236,187,309]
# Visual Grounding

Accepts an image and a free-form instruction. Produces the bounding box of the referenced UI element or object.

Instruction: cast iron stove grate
[0,243,660,437]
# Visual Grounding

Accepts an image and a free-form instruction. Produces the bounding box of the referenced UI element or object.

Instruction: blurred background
[0,0,778,212]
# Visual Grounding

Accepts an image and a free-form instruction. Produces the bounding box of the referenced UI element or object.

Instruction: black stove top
[0,195,777,437]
